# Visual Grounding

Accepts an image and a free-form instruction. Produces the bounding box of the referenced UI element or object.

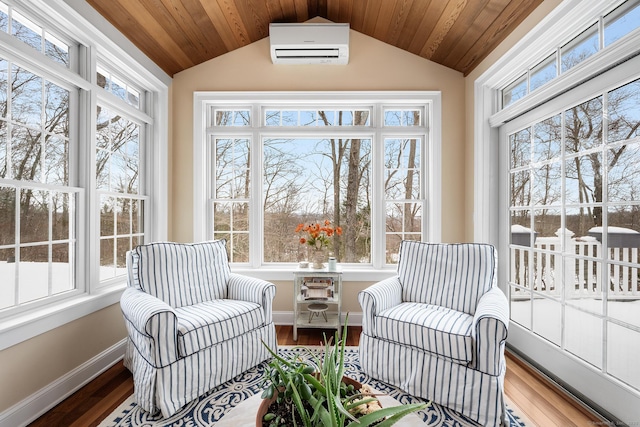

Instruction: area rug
[100,347,528,427]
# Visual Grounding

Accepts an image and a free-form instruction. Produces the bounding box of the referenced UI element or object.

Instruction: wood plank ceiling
[86,0,544,77]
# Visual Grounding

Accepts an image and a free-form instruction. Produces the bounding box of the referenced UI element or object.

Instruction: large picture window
[197,93,439,269]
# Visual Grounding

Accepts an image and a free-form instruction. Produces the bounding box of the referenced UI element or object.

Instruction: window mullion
[251,103,262,268]
[372,104,385,269]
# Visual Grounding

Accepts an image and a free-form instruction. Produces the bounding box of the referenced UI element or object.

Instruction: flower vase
[312,250,325,269]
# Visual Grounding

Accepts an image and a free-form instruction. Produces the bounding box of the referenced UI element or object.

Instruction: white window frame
[0,0,169,351]
[194,91,442,282]
[473,0,640,421]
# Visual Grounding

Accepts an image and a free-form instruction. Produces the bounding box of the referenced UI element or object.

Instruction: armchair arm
[471,287,509,376]
[227,273,276,322]
[120,287,179,368]
[358,276,403,335]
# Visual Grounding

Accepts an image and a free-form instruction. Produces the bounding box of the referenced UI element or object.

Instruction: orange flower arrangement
[295,219,343,250]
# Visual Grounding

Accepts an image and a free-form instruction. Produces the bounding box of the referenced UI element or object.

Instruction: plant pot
[256,376,366,426]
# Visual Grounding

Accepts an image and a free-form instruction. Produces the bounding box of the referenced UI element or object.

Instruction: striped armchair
[358,241,509,426]
[120,240,277,418]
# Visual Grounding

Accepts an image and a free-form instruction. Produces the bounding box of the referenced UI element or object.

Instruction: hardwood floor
[29,325,605,426]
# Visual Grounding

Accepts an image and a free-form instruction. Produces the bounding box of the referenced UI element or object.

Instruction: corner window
[0,0,166,347]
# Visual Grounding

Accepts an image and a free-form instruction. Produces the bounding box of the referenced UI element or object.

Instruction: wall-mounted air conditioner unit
[269,23,349,65]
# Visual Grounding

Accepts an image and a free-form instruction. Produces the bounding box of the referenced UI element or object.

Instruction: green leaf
[345,402,428,427]
[288,378,312,427]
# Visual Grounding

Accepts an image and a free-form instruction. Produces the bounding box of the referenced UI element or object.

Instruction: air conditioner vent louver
[269,23,349,65]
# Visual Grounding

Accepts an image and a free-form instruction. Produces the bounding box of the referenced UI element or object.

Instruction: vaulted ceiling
[86,0,544,77]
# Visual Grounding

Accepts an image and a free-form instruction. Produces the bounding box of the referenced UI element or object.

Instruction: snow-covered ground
[511,296,640,391]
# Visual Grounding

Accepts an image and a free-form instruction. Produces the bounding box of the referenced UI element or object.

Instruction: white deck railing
[510,228,640,299]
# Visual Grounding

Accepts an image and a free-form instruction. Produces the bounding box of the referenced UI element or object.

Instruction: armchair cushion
[133,240,230,308]
[398,241,496,315]
[375,302,474,363]
[175,299,265,357]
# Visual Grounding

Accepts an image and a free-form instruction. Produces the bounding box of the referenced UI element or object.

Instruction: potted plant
[295,220,342,268]
[258,318,428,426]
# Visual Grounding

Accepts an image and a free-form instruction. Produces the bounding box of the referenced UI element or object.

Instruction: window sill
[230,265,397,282]
[0,283,126,351]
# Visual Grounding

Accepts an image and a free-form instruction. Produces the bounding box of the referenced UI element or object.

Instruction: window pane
[44,32,69,67]
[131,199,143,234]
[12,11,41,51]
[510,171,530,207]
[110,75,126,101]
[213,202,247,263]
[100,196,114,237]
[608,143,640,203]
[99,237,115,280]
[230,233,248,263]
[51,242,71,294]
[565,307,602,368]
[533,297,562,345]
[265,109,370,127]
[565,95,603,153]
[510,285,531,329]
[533,115,561,163]
[384,136,422,260]
[561,23,598,73]
[12,66,42,129]
[565,153,602,206]
[263,137,371,263]
[510,210,532,246]
[604,1,640,47]
[214,109,250,126]
[18,245,48,303]
[214,138,250,199]
[385,202,421,235]
[0,248,16,309]
[384,109,421,126]
[96,107,141,194]
[116,236,130,274]
[0,4,7,33]
[116,198,131,235]
[607,78,640,144]
[44,135,67,185]
[0,186,15,243]
[530,54,557,92]
[20,189,48,243]
[502,74,527,108]
[607,323,640,390]
[45,81,69,135]
[97,67,142,110]
[385,138,421,170]
[532,161,562,206]
[510,128,531,168]
[51,191,71,240]
[96,149,109,190]
[0,121,5,178]
[11,125,40,181]
[534,208,561,243]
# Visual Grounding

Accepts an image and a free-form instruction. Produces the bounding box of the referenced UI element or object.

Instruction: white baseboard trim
[273,311,362,327]
[0,338,127,427]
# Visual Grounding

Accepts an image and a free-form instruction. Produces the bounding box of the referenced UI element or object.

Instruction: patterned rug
[100,347,528,426]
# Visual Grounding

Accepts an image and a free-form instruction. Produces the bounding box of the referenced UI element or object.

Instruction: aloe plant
[260,316,428,427]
